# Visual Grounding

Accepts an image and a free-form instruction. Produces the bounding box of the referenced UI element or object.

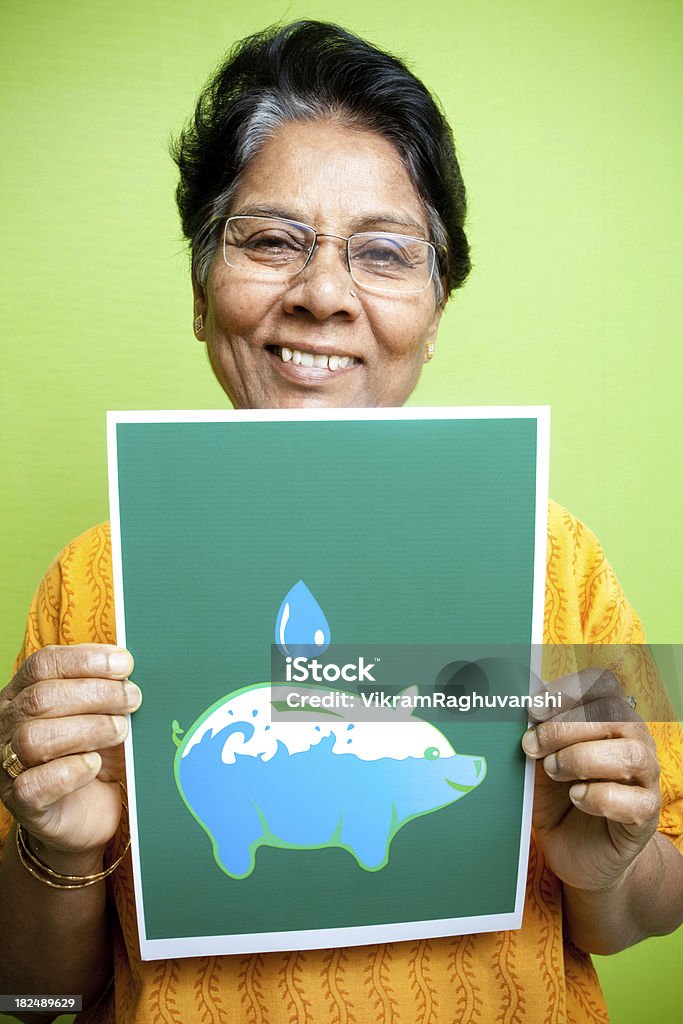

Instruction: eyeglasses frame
[221,214,443,295]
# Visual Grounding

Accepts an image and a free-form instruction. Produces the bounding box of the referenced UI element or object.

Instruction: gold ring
[2,740,27,780]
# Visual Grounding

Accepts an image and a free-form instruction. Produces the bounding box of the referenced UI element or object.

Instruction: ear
[423,302,443,363]
[192,276,207,342]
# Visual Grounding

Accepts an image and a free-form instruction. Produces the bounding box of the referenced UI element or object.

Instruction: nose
[281,235,360,321]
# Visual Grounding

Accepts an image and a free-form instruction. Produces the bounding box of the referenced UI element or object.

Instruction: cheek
[208,279,274,346]
[374,304,434,357]
[209,290,241,336]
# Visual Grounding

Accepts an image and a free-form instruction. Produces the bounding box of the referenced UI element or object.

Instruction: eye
[424,746,440,760]
[243,231,306,254]
[353,238,410,268]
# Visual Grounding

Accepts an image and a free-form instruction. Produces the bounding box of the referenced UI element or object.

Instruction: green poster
[108,407,549,959]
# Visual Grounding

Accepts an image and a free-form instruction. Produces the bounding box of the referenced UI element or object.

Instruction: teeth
[276,348,355,371]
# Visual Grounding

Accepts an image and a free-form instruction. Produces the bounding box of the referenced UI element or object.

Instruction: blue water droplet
[265,725,271,731]
[275,580,331,656]
[228,710,233,716]
[347,738,353,744]
[252,709,258,717]
[315,725,321,731]
[347,724,354,730]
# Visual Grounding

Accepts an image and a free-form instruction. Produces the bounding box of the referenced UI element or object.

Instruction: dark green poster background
[115,415,539,943]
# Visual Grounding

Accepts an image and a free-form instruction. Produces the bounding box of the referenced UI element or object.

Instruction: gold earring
[193,314,204,336]
[425,342,435,361]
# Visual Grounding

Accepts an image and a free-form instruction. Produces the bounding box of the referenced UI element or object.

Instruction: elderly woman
[0,20,681,1024]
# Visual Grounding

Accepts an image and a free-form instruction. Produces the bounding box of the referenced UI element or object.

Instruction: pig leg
[211,798,265,878]
[338,803,394,870]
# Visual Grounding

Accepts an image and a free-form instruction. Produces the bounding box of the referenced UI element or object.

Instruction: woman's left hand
[523,668,661,891]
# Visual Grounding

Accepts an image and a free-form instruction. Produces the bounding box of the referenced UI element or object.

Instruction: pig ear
[397,685,419,700]
[390,685,419,720]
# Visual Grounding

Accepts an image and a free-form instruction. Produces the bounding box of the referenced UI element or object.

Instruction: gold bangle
[15,782,131,889]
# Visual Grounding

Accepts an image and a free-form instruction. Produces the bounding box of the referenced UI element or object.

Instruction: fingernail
[113,715,128,737]
[109,651,133,676]
[571,783,587,802]
[83,751,101,770]
[124,682,142,710]
[544,753,558,776]
[522,728,539,755]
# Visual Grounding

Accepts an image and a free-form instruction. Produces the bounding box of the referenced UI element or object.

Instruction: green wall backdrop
[1,1,681,1021]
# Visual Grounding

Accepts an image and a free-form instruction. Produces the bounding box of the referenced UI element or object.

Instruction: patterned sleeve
[550,502,683,854]
[0,555,65,859]
[1,524,115,866]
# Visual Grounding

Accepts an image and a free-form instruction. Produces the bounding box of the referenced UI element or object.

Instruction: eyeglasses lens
[347,234,434,292]
[224,217,314,274]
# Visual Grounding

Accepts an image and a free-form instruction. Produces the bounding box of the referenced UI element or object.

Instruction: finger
[1,677,142,736]
[529,668,626,723]
[568,781,661,827]
[7,751,103,820]
[522,713,653,758]
[535,694,640,727]
[542,737,660,788]
[2,645,134,702]
[11,714,129,768]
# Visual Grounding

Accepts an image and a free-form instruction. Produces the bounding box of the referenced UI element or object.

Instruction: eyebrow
[231,204,429,238]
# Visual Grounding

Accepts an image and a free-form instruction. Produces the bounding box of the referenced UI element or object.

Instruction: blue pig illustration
[173,683,487,878]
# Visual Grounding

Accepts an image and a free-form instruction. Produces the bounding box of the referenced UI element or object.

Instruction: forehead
[231,119,430,235]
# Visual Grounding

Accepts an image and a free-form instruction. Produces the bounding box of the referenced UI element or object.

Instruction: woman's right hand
[0,644,142,866]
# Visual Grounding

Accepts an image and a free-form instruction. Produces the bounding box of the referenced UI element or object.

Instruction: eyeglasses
[222,215,438,294]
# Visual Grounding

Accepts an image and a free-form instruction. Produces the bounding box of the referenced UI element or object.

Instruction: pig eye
[424,746,440,760]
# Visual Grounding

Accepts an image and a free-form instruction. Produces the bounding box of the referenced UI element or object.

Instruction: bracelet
[15,782,131,889]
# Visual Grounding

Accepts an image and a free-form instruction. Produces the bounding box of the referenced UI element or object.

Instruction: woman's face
[194,119,444,408]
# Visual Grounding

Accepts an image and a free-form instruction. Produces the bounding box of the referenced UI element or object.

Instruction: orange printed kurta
[1,501,682,1023]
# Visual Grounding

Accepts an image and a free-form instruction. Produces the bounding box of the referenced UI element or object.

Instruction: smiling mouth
[266,345,360,371]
